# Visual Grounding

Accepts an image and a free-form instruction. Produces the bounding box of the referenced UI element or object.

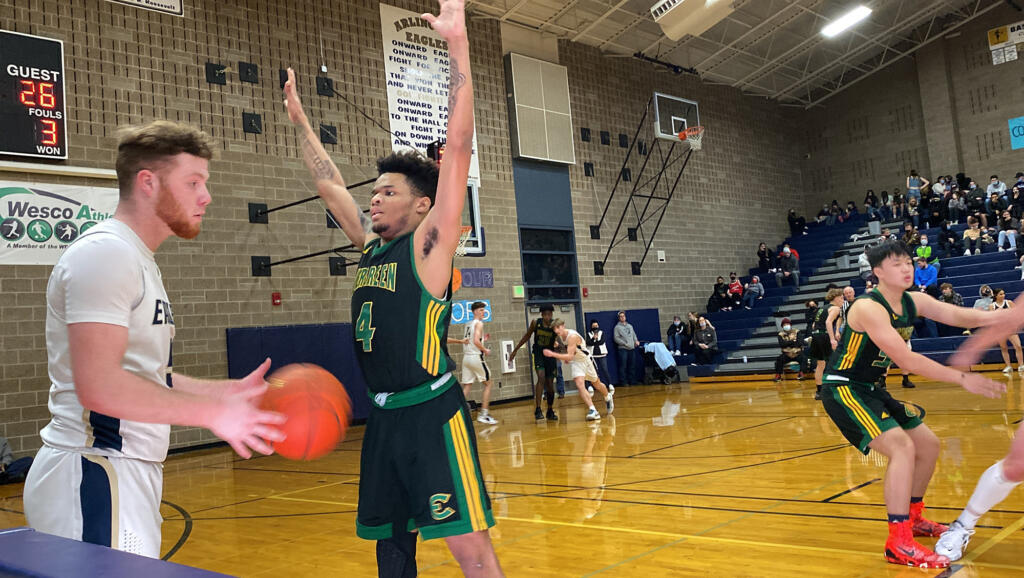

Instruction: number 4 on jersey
[355,302,376,352]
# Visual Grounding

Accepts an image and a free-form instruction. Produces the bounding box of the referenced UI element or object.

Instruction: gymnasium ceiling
[465,0,1004,108]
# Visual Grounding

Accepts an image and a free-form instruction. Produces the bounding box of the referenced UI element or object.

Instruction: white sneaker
[608,384,615,395]
[1002,365,1013,374]
[935,520,974,562]
[586,385,594,395]
[964,249,972,256]
[586,408,601,421]
[1018,365,1024,374]
[605,393,614,413]
[674,350,681,356]
[477,412,498,425]
[975,248,982,255]
[999,247,1006,252]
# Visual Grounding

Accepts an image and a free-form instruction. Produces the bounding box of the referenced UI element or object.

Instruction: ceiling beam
[572,0,632,42]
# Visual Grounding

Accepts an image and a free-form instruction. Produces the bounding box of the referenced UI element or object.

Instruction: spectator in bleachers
[788,208,808,236]
[915,233,940,273]
[757,242,776,273]
[937,221,961,257]
[989,288,1024,375]
[614,311,640,383]
[685,311,699,349]
[879,190,893,221]
[901,222,920,249]
[858,250,873,281]
[773,318,806,382]
[816,204,832,225]
[998,210,1019,252]
[781,243,800,261]
[742,275,765,310]
[1015,172,1024,189]
[587,320,613,385]
[665,315,685,356]
[963,216,983,255]
[864,190,880,220]
[975,285,994,312]
[939,283,963,306]
[710,276,731,312]
[878,227,898,243]
[988,175,1007,199]
[948,192,966,224]
[892,188,905,220]
[1009,186,1024,219]
[932,176,947,198]
[693,316,718,365]
[946,174,957,194]
[775,247,800,289]
[829,201,842,224]
[988,192,1007,225]
[927,195,946,229]
[845,201,858,217]
[727,272,743,309]
[906,197,920,228]
[914,256,938,296]
[967,181,989,227]
[907,170,928,205]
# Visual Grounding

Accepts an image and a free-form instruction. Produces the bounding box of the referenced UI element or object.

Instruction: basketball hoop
[455,225,473,257]
[680,126,704,151]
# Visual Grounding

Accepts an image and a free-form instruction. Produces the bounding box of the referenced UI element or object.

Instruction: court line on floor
[821,478,882,502]
[478,442,845,461]
[627,417,793,457]
[160,500,192,562]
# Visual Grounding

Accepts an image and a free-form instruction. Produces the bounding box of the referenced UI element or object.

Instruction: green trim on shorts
[356,520,393,540]
[367,374,456,409]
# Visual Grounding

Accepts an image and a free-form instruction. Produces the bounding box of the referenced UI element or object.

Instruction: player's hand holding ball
[260,363,353,461]
[207,358,287,459]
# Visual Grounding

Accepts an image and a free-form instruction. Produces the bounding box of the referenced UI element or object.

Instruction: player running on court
[543,319,613,421]
[456,301,497,425]
[809,288,844,400]
[284,1,502,575]
[933,305,1024,561]
[819,240,1004,568]
[510,304,559,421]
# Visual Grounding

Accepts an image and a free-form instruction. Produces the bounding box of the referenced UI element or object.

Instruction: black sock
[888,513,910,524]
[902,375,911,383]
[910,496,923,504]
[377,532,418,578]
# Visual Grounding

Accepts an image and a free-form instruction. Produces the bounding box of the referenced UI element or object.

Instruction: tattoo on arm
[447,57,466,111]
[301,135,335,181]
[422,226,440,257]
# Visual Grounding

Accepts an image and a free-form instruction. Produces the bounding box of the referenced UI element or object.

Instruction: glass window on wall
[520,228,574,252]
[522,253,577,286]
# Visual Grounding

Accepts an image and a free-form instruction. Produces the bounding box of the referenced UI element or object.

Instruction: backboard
[653,92,700,143]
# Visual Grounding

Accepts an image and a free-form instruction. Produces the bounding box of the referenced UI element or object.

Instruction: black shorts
[532,349,557,375]
[356,384,494,541]
[821,380,924,454]
[808,334,833,361]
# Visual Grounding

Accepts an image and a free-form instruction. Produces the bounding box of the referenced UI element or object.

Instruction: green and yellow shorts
[356,376,495,541]
[821,377,924,454]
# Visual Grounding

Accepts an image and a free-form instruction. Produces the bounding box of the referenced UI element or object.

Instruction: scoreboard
[0,30,67,160]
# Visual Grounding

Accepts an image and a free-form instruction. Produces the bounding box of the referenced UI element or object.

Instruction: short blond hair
[825,288,844,302]
[551,319,566,330]
[116,121,214,198]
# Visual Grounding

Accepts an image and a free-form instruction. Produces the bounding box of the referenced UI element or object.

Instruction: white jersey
[462,319,484,356]
[40,219,174,463]
[565,329,592,364]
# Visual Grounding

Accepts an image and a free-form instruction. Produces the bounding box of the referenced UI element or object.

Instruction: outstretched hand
[959,372,1006,399]
[542,349,556,358]
[422,0,466,41]
[208,358,287,459]
[283,67,308,126]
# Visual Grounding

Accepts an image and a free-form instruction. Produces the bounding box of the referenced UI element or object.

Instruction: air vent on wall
[651,0,734,41]
[504,53,575,165]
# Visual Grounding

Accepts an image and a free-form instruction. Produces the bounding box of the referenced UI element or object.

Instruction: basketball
[260,363,352,461]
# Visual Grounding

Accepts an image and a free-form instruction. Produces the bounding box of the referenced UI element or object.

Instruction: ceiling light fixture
[821,5,872,38]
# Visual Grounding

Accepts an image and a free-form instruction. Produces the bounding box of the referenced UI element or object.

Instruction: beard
[156,178,201,240]
[371,214,408,238]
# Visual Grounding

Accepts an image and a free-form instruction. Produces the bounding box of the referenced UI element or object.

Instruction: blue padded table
[0,528,230,578]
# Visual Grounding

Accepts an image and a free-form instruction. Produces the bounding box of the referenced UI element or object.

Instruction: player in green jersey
[285,2,503,576]
[820,240,1004,569]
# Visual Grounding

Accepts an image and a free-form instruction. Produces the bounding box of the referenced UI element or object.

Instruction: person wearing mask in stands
[915,233,940,274]
[948,192,966,225]
[902,222,920,249]
[775,248,800,289]
[666,315,685,356]
[757,242,776,273]
[693,316,718,365]
[788,208,808,236]
[998,210,1019,253]
[773,318,806,382]
[586,320,613,389]
[711,276,731,312]
[727,272,743,309]
[742,276,765,310]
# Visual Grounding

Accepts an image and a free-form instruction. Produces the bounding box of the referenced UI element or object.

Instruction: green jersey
[351,232,454,394]
[532,318,556,353]
[811,304,831,335]
[825,290,917,384]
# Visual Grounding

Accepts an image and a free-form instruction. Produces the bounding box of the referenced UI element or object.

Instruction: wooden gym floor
[1,375,1022,577]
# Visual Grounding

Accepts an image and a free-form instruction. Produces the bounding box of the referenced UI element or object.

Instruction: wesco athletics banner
[379,3,480,183]
[0,181,118,265]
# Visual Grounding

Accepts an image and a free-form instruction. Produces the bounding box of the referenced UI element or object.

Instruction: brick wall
[0,0,811,456]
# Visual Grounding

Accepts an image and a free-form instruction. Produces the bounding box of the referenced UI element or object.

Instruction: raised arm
[911,291,1005,330]
[284,68,373,249]
[413,0,475,297]
[851,301,1003,398]
[511,319,537,356]
[950,293,1024,367]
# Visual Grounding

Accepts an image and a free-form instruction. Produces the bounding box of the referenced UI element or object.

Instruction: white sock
[588,405,596,411]
[957,461,1021,530]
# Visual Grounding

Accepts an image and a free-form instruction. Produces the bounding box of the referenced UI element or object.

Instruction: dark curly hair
[376,151,440,205]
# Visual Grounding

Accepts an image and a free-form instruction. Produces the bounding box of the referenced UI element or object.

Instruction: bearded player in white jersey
[23,121,286,558]
[544,319,614,421]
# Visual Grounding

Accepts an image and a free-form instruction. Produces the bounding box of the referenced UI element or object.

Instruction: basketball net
[680,126,704,151]
[453,225,473,293]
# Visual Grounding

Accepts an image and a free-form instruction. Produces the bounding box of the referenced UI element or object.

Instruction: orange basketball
[260,363,352,461]
[452,267,463,292]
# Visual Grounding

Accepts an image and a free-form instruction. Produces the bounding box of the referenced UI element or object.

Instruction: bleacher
[690,216,1020,379]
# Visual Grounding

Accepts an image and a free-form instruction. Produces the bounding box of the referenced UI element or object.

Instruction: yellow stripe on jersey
[420,301,444,374]
[839,333,864,370]
[448,413,487,531]
[837,386,882,439]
